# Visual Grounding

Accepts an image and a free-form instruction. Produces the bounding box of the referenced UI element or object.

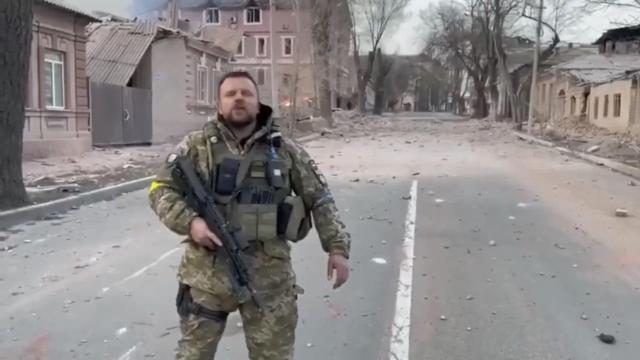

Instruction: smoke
[131,0,169,17]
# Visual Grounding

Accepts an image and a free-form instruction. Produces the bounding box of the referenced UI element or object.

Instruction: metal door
[122,87,152,145]
[91,83,124,146]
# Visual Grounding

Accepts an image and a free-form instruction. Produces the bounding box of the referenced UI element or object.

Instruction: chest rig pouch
[209,137,310,260]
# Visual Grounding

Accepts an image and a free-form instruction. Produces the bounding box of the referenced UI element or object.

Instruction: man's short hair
[217,71,259,99]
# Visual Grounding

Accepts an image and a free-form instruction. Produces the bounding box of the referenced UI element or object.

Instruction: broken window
[594,97,599,119]
[283,37,294,57]
[204,8,220,24]
[236,37,245,56]
[614,93,621,117]
[246,7,261,24]
[570,96,576,115]
[256,37,268,57]
[604,95,609,117]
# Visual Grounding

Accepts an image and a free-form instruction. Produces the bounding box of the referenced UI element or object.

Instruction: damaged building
[535,25,640,135]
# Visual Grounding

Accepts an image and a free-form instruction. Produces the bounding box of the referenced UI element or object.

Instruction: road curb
[514,131,640,181]
[0,176,156,229]
[0,134,323,228]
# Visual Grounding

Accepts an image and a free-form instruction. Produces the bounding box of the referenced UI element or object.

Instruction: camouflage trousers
[175,246,300,360]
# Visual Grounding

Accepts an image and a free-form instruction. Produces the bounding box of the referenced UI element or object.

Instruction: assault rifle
[170,157,261,310]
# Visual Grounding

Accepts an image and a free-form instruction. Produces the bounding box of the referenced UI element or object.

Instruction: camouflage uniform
[148,106,350,360]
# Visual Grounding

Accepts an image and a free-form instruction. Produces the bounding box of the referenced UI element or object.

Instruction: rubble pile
[538,118,640,167]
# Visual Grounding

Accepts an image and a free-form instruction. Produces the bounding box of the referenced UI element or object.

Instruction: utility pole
[526,0,543,134]
[269,0,279,117]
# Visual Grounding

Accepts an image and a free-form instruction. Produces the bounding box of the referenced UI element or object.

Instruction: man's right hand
[189,217,223,249]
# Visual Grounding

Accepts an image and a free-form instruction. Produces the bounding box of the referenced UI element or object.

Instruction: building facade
[144,0,355,115]
[87,21,234,145]
[24,0,97,160]
[535,27,640,135]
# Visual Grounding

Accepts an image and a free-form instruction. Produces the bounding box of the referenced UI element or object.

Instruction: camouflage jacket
[148,107,350,289]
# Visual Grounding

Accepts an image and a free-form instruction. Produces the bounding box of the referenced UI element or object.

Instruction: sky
[70,0,631,55]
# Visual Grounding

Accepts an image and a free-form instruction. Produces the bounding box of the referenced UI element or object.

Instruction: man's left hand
[327,254,349,289]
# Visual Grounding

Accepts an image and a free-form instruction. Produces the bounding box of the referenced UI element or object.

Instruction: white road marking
[372,257,388,264]
[116,342,141,360]
[117,247,181,285]
[389,180,418,360]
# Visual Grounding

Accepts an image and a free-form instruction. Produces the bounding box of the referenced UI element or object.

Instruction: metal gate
[91,83,152,146]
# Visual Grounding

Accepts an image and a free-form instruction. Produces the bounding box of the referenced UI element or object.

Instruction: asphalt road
[2,118,640,360]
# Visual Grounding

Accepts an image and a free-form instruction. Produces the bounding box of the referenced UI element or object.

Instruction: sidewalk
[23,143,175,205]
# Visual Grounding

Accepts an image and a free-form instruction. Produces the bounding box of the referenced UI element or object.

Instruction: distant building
[140,0,355,115]
[87,21,235,145]
[23,0,98,160]
[535,26,640,134]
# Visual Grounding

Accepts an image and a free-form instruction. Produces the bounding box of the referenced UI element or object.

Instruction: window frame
[236,36,245,57]
[257,68,266,86]
[613,93,621,117]
[44,50,66,110]
[203,7,220,25]
[256,36,268,57]
[244,7,262,25]
[282,36,294,57]
[196,65,209,104]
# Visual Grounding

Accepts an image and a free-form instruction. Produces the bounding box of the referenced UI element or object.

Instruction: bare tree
[348,0,409,113]
[423,1,494,118]
[372,49,395,114]
[583,0,640,24]
[0,0,33,210]
[287,0,303,134]
[311,0,334,125]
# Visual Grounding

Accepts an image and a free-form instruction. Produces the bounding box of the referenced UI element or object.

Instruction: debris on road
[466,295,474,300]
[581,314,589,320]
[488,240,497,246]
[412,172,421,176]
[466,327,472,332]
[440,315,447,321]
[615,208,629,217]
[371,258,387,264]
[597,333,616,344]
[572,264,580,268]
[587,145,601,153]
[435,198,445,204]
[554,243,566,250]
[402,195,412,200]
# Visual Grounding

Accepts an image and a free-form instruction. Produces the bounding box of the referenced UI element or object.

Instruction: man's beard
[225,107,255,130]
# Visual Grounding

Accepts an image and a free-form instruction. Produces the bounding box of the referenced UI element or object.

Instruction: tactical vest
[206,132,311,259]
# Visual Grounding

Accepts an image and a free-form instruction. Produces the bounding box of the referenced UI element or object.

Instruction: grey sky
[70,0,630,55]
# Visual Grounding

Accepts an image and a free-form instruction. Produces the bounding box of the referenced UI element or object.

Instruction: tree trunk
[472,77,489,119]
[0,0,32,210]
[357,78,367,113]
[311,0,333,126]
[373,83,385,115]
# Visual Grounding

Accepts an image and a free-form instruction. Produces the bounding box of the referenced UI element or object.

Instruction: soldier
[148,71,351,360]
